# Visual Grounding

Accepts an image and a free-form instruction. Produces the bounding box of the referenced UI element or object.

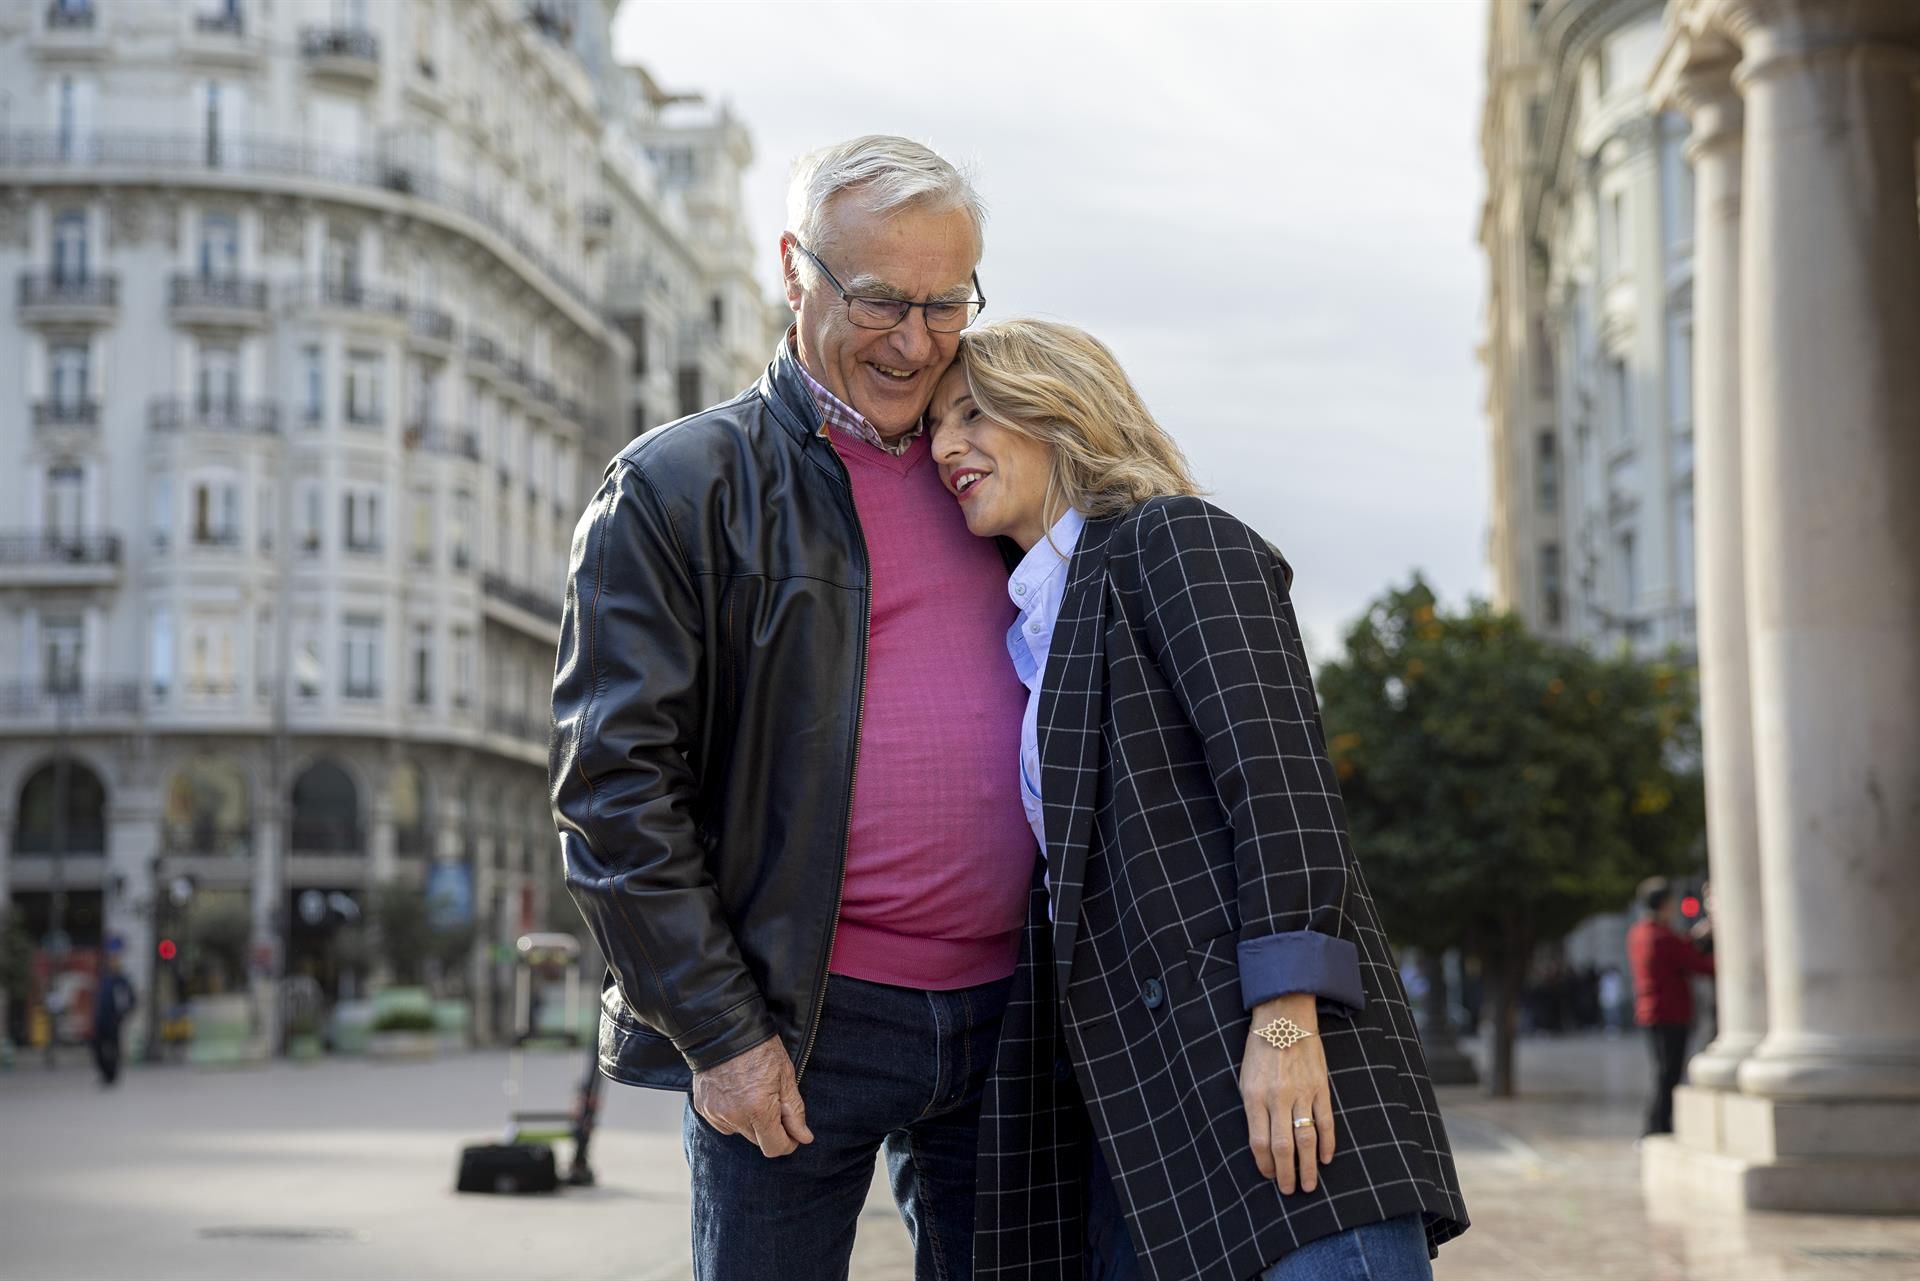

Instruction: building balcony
[404,421,481,461]
[169,273,269,326]
[481,571,563,639]
[0,679,142,732]
[408,303,455,350]
[0,531,122,587]
[486,706,547,746]
[18,271,117,325]
[187,527,244,552]
[45,1,96,29]
[310,278,408,326]
[149,397,280,436]
[32,400,100,431]
[300,26,379,83]
[466,332,500,367]
[193,9,243,35]
[0,132,599,321]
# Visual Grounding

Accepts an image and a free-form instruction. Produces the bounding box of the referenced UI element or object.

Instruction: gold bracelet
[1254,1016,1313,1051]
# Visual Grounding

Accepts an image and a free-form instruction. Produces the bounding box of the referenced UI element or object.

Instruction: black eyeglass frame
[792,241,985,334]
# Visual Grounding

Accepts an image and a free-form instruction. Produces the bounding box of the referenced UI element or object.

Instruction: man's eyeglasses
[793,242,984,334]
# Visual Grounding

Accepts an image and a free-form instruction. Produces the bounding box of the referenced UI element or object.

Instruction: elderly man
[551,137,1027,1279]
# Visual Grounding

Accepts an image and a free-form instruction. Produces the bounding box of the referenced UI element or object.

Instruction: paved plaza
[2,1033,1918,1280]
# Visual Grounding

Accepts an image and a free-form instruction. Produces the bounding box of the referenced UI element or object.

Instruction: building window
[187,618,236,696]
[1616,530,1639,614]
[295,629,324,699]
[1676,490,1696,605]
[255,606,273,699]
[258,483,273,554]
[709,294,723,331]
[46,463,86,541]
[42,614,84,694]
[410,623,432,707]
[343,614,382,700]
[52,209,88,283]
[346,350,383,426]
[1605,190,1631,279]
[298,481,323,554]
[1535,431,1559,515]
[676,365,701,418]
[631,402,648,439]
[411,488,433,565]
[449,489,472,571]
[150,608,174,700]
[302,345,325,425]
[1540,543,1563,628]
[450,626,473,709]
[192,475,241,546]
[199,212,239,279]
[344,487,382,553]
[1608,357,1632,443]
[50,343,89,409]
[1667,317,1694,428]
[196,343,242,417]
[625,315,648,377]
[149,474,174,550]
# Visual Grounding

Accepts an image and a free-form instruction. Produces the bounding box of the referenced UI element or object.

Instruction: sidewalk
[2,1033,1917,1280]
[1432,1032,1920,1280]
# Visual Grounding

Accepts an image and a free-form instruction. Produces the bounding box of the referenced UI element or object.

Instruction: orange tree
[1315,578,1704,1096]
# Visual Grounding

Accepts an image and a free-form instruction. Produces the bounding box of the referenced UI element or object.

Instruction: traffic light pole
[142,852,165,1063]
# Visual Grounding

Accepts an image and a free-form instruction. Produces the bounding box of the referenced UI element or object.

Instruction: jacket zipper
[796,448,869,1085]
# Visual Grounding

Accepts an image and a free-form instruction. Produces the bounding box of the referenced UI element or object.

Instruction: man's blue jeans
[684,972,1011,1281]
[1088,1141,1432,1281]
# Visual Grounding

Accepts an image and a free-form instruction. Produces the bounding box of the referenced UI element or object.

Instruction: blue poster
[425,861,474,930]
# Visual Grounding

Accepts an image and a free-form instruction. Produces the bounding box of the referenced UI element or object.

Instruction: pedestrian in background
[1627,878,1714,1136]
[89,942,136,1088]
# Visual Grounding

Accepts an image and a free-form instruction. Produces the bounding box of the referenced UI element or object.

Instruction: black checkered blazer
[975,496,1469,1281]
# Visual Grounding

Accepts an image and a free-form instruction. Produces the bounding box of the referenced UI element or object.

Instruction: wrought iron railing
[299,26,378,63]
[32,400,99,428]
[170,273,267,311]
[481,572,563,625]
[0,131,598,315]
[0,679,140,720]
[410,304,454,342]
[149,397,281,435]
[19,271,117,308]
[0,532,121,566]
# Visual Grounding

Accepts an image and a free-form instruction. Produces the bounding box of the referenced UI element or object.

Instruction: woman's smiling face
[928,364,1056,550]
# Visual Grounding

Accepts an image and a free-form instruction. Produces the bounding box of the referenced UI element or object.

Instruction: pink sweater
[826,432,1035,990]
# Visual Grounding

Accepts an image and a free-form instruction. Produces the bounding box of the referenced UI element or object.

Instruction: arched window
[13,757,107,854]
[162,760,251,857]
[290,759,362,852]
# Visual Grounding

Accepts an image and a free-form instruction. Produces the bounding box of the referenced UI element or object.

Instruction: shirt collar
[1008,508,1087,613]
[784,328,923,458]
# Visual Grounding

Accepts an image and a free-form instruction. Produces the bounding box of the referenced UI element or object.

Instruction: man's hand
[1240,993,1336,1195]
[690,1034,814,1158]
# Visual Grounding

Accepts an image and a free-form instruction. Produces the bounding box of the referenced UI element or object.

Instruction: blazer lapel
[1037,515,1116,1006]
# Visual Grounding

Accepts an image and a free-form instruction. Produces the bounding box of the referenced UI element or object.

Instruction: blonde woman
[928,320,1469,1281]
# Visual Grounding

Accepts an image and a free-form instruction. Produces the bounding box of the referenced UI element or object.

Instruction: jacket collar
[758,328,828,450]
[1036,512,1120,1005]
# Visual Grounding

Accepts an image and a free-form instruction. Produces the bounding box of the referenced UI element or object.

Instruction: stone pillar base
[1642,1084,1920,1214]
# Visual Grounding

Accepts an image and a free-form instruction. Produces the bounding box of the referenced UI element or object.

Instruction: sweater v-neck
[830,429,930,478]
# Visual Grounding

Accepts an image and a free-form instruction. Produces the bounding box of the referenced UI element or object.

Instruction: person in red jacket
[1627,877,1716,1135]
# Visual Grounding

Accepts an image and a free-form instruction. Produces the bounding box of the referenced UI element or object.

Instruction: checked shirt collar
[786,329,923,457]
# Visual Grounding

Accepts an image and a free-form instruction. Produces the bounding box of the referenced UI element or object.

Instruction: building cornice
[1527,0,1668,237]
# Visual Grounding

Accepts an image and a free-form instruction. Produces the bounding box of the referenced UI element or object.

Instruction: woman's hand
[1240,992,1336,1195]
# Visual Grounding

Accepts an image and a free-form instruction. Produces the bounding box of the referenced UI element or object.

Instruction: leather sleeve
[550,460,777,1071]
[1129,496,1364,1010]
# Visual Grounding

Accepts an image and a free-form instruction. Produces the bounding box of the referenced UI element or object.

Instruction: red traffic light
[1680,895,1701,919]
[157,938,177,961]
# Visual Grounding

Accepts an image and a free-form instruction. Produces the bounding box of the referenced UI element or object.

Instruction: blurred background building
[1482,0,1696,662]
[0,0,779,1049]
[1488,0,1920,1215]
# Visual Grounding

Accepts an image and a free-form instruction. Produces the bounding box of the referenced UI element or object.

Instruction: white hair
[785,135,986,278]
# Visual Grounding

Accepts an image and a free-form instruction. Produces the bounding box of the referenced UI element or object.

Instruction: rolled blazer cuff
[1238,931,1367,1012]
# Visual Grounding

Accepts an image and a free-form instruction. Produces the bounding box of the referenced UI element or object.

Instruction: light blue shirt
[1007,508,1086,871]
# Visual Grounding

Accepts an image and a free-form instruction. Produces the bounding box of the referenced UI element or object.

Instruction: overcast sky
[612,0,1491,657]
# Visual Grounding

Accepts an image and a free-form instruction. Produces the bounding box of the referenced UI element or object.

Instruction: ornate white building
[0,0,774,1044]
[1481,0,1698,661]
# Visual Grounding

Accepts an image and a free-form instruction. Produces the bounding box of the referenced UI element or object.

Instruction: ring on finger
[1291,1115,1316,1130]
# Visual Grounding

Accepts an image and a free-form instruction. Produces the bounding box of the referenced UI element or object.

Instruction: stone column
[1664,56,1765,1091]
[1730,1,1920,1103]
[367,791,397,889]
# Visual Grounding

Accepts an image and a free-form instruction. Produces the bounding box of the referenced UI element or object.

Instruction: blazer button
[1141,978,1164,1010]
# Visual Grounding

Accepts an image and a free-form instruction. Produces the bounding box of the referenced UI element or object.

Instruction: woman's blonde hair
[954,319,1200,523]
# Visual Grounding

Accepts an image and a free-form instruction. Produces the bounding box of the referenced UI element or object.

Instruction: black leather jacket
[550,342,871,1090]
